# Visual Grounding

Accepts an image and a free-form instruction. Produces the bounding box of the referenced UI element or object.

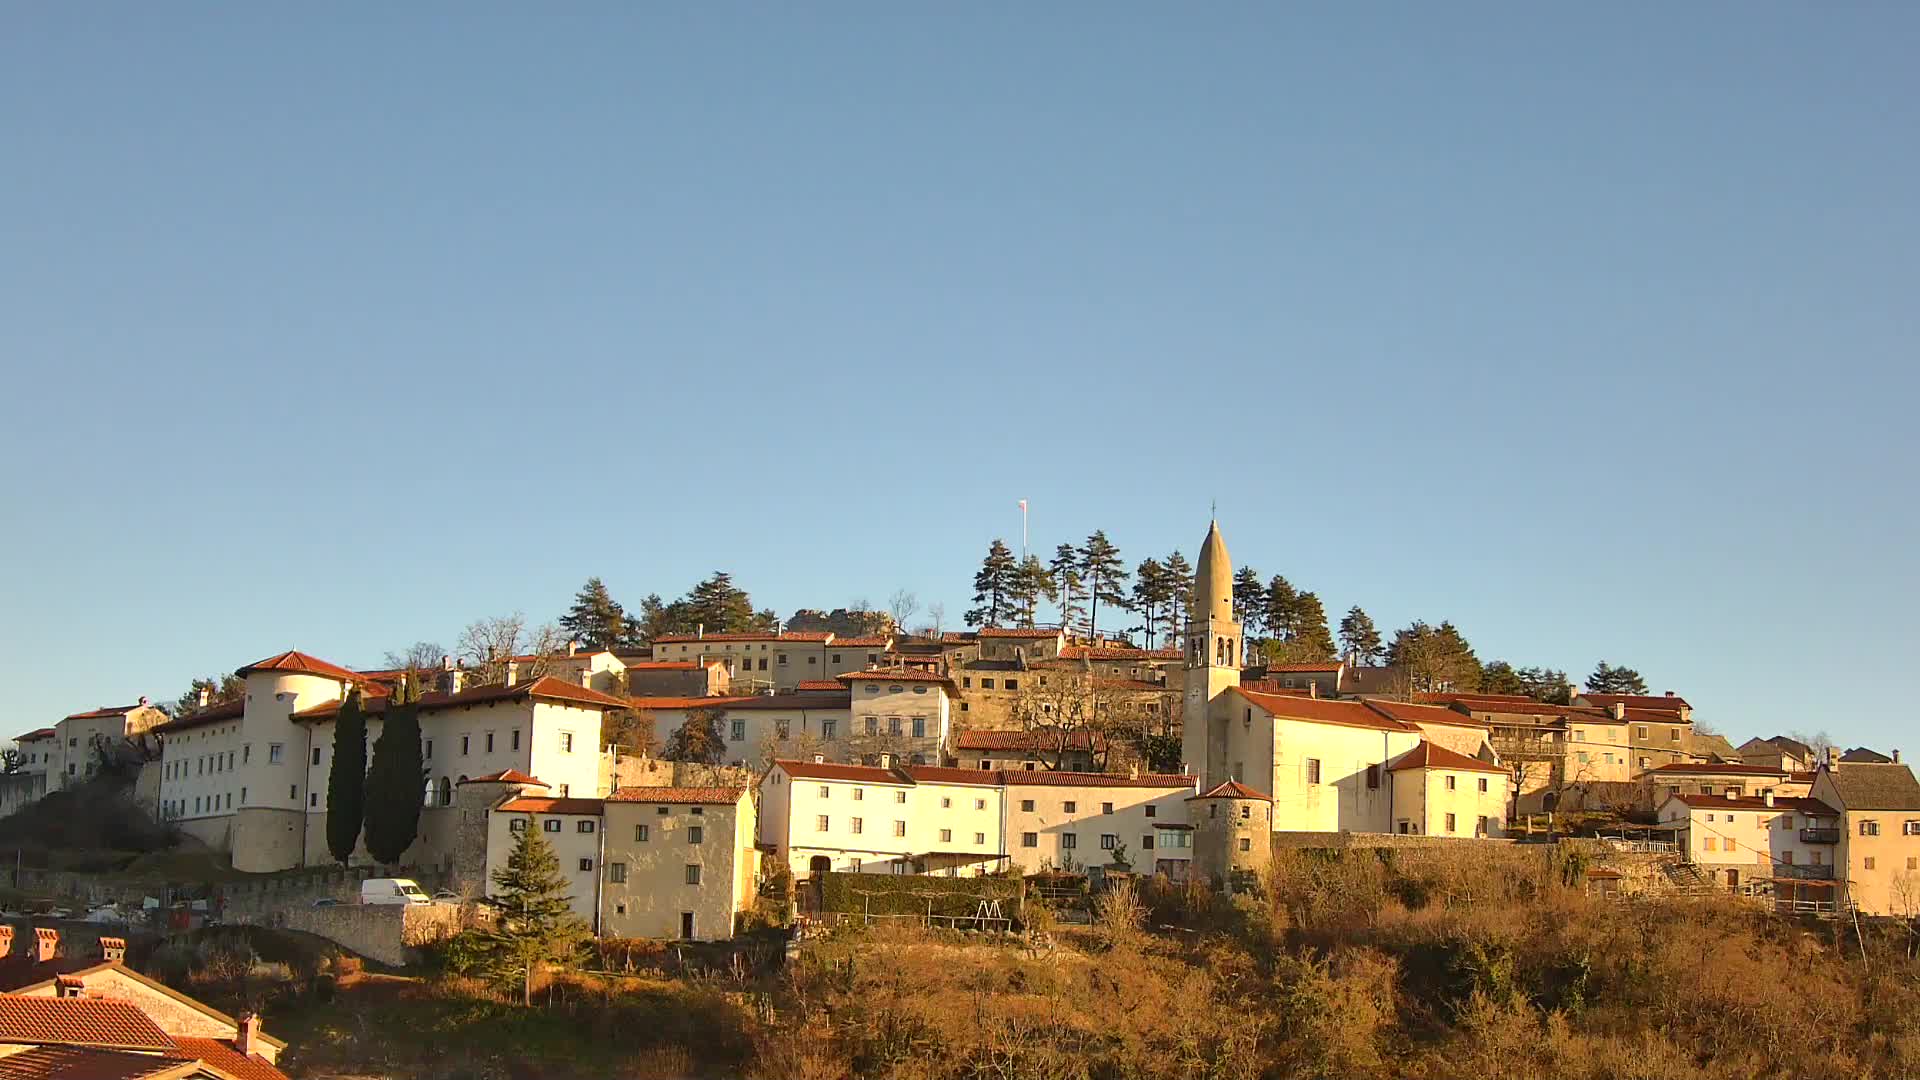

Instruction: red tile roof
[234,650,366,683]
[939,632,978,644]
[606,786,746,805]
[150,699,246,735]
[1389,741,1507,775]
[1582,693,1691,711]
[1236,682,1314,696]
[651,631,832,643]
[1365,699,1490,729]
[61,705,149,722]
[0,1045,196,1080]
[901,765,1004,787]
[1265,662,1343,673]
[497,797,605,815]
[460,769,547,786]
[13,729,55,743]
[1645,762,1789,776]
[794,680,845,692]
[1664,793,1837,815]
[999,770,1193,789]
[172,1038,289,1080]
[1191,779,1270,801]
[837,670,956,688]
[626,693,852,711]
[828,637,890,648]
[776,759,904,784]
[1418,692,1536,706]
[953,728,1103,752]
[1235,689,1418,733]
[294,676,633,722]
[0,996,175,1052]
[623,661,701,671]
[976,628,1061,639]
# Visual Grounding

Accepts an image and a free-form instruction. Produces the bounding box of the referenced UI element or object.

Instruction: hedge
[816,872,1023,918]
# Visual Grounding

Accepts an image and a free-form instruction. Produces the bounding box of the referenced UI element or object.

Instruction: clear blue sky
[2,6,1914,749]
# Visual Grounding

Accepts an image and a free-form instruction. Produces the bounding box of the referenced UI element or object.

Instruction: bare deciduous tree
[925,601,947,638]
[888,589,920,634]
[383,640,447,673]
[458,613,568,687]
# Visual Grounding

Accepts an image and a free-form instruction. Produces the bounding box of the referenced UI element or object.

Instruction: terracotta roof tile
[0,1045,196,1080]
[794,680,845,692]
[651,631,832,643]
[939,632,978,644]
[1057,646,1181,661]
[999,770,1193,789]
[953,728,1103,752]
[776,759,904,784]
[626,693,851,711]
[827,637,890,648]
[460,769,547,787]
[622,661,701,671]
[1191,780,1270,801]
[0,996,176,1052]
[1664,793,1838,814]
[172,1038,290,1080]
[1645,762,1788,776]
[606,786,746,805]
[496,797,605,815]
[1264,662,1343,673]
[976,628,1061,639]
[61,705,149,722]
[1389,741,1506,775]
[1581,693,1691,711]
[13,729,55,743]
[1235,689,1418,733]
[234,650,366,683]
[1365,699,1490,729]
[150,699,246,735]
[294,676,633,722]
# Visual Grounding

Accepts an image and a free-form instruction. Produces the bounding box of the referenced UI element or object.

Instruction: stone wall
[219,864,448,918]
[230,902,465,967]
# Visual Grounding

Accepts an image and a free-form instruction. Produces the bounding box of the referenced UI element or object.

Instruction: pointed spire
[1194,519,1233,626]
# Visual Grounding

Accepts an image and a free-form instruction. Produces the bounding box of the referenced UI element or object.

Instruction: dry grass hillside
[182,846,1920,1079]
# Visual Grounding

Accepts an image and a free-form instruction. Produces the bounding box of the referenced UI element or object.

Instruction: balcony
[1800,827,1840,844]
[1776,863,1835,880]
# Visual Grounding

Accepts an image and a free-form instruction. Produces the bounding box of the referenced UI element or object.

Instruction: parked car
[311,897,341,908]
[430,890,460,903]
[359,878,431,906]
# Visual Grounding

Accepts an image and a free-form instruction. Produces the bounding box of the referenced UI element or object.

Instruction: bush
[816,871,1020,919]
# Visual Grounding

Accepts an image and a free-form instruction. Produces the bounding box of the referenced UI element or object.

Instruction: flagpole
[1019,499,1029,559]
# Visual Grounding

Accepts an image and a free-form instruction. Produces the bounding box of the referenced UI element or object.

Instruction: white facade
[487,798,606,928]
[759,760,1007,877]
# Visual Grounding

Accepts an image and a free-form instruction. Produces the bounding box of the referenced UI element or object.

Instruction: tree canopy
[966,539,1019,628]
[1338,607,1383,665]
[1078,531,1129,638]
[363,673,426,865]
[325,689,368,865]
[1586,662,1649,695]
[559,577,634,650]
[482,823,590,1005]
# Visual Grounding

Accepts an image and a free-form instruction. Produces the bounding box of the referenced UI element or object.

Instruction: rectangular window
[560,732,574,752]
[608,863,627,883]
[853,788,864,801]
[1061,833,1077,850]
[940,828,952,842]
[425,739,433,758]
[975,798,986,810]
[312,747,322,766]
[778,653,788,666]
[268,744,284,764]
[512,729,521,750]
[1064,801,1077,813]
[1022,832,1038,847]
[941,797,951,808]
[543,819,561,833]
[1861,820,1881,836]
[1445,775,1457,791]
[888,717,902,736]
[688,825,703,843]
[1102,802,1114,815]
[1476,816,1489,835]
[1444,813,1457,834]
[486,732,495,752]
[578,858,594,872]
[851,817,863,834]
[776,720,790,739]
[982,679,995,690]
[1477,777,1489,793]
[894,791,906,804]
[912,718,925,738]
[731,720,747,741]
[865,718,879,736]
[685,865,702,885]
[816,815,830,832]
[310,793,318,807]
[1238,837,1252,852]
[1704,836,1717,851]
[1365,765,1379,789]
[1100,834,1117,850]
[1142,834,1155,850]
[894,820,906,837]
[1864,856,1877,871]
[461,735,471,755]
[577,820,595,833]
[510,818,527,833]
[1636,726,1648,739]
[636,824,649,842]
[1021,799,1035,812]
[974,832,986,844]
[822,720,837,739]
[1904,821,1920,836]
[819,785,832,798]
[1305,758,1321,785]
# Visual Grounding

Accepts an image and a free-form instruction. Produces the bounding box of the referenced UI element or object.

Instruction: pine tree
[558,577,629,649]
[1232,567,1267,636]
[1517,666,1573,705]
[685,572,757,633]
[1338,606,1384,665]
[1480,661,1526,696]
[1291,592,1337,661]
[325,689,368,865]
[1161,550,1194,642]
[1386,621,1483,694]
[363,673,426,865]
[484,823,590,1005]
[665,709,726,764]
[169,674,245,718]
[1009,555,1050,628]
[1049,543,1085,635]
[1586,662,1648,695]
[966,539,1019,627]
[1130,558,1173,649]
[1265,576,1301,642]
[1078,531,1128,639]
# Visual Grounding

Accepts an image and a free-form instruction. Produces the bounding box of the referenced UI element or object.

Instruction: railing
[1771,897,1852,916]
[1775,864,1835,880]
[1799,828,1840,844]
[1599,834,1676,853]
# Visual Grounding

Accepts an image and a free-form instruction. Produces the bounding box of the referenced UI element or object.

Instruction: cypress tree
[363,673,427,866]
[325,689,368,865]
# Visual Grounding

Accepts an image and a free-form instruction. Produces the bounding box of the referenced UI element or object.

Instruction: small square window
[510,818,527,833]
[608,863,627,883]
[685,864,702,885]
[688,826,703,843]
[635,824,649,842]
[1021,799,1035,812]
[578,858,594,872]
[543,819,561,833]
[577,820,595,833]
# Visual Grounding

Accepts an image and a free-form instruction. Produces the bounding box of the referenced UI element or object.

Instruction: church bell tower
[1181,519,1242,787]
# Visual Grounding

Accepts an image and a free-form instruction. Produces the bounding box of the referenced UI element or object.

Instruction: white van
[359,878,431,906]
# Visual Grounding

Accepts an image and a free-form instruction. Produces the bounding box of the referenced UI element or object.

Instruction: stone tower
[1181,520,1242,787]
[1190,779,1273,889]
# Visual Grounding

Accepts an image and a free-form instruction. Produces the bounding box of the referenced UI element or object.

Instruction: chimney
[1610,703,1626,721]
[568,640,579,657]
[441,654,453,672]
[0,925,14,957]
[237,1013,262,1056]
[1896,749,1903,764]
[99,936,125,963]
[34,927,57,963]
[1726,790,1738,801]
[880,753,893,769]
[1763,790,1775,807]
[696,623,705,640]
[1128,763,1139,780]
[579,667,592,688]
[1665,690,1676,698]
[197,687,211,708]
[55,974,85,998]
[1309,683,1319,699]
[812,753,825,764]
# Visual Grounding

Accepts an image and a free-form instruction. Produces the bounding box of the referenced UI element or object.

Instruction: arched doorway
[809,855,831,876]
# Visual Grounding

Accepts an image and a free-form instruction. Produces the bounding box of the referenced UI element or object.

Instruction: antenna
[1210,498,1217,521]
